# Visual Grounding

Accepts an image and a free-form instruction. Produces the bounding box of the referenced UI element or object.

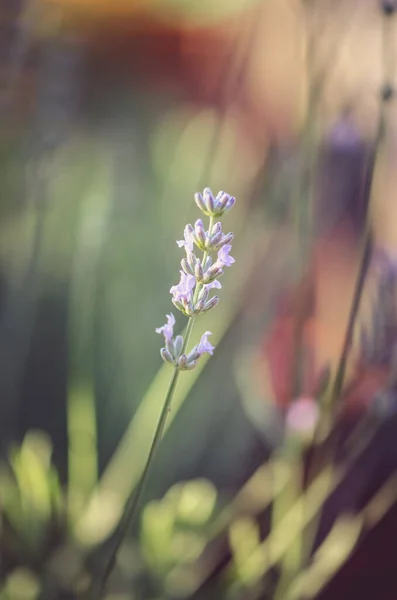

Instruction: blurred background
[1,0,397,598]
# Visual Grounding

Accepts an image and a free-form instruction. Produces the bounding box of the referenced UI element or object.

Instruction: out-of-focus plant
[0,432,65,582]
[140,479,217,594]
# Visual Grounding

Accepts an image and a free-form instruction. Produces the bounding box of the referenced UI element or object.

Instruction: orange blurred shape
[39,0,152,20]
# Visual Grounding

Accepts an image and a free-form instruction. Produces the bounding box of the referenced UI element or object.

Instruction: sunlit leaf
[2,568,40,600]
[172,479,217,525]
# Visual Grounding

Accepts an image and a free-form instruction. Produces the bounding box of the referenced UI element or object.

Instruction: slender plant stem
[91,365,180,597]
[328,1,393,410]
[90,215,216,598]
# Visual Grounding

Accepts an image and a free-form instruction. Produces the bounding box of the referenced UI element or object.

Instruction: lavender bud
[194,261,204,281]
[185,360,198,370]
[215,232,234,248]
[186,346,200,362]
[203,256,213,270]
[185,223,194,237]
[216,191,229,210]
[182,298,194,316]
[165,337,176,358]
[212,222,222,235]
[194,219,207,247]
[195,299,206,313]
[203,296,219,312]
[186,250,197,270]
[174,335,184,357]
[194,192,206,212]
[161,347,175,364]
[198,286,210,303]
[172,299,185,313]
[209,230,223,248]
[203,265,223,283]
[181,258,194,275]
[224,196,235,211]
[203,187,215,213]
[178,354,188,369]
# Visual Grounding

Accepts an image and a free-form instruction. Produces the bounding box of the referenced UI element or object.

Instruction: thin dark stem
[91,365,181,597]
[330,229,373,403]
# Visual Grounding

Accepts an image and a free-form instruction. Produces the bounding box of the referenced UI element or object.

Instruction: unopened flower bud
[185,360,197,370]
[212,222,222,235]
[209,230,222,248]
[198,286,210,304]
[181,297,189,310]
[165,337,176,358]
[195,299,205,313]
[194,192,206,212]
[186,249,197,270]
[186,347,200,362]
[178,354,188,369]
[216,232,234,248]
[161,347,175,365]
[203,296,219,312]
[203,265,223,283]
[194,219,206,248]
[174,335,184,357]
[194,261,204,281]
[172,298,184,313]
[216,191,229,210]
[203,256,212,270]
[181,257,194,275]
[203,187,215,214]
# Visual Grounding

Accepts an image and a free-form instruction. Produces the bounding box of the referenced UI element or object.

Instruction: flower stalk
[92,188,235,597]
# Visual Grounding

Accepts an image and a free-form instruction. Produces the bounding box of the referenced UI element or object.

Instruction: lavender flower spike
[159,187,235,366]
[98,187,237,596]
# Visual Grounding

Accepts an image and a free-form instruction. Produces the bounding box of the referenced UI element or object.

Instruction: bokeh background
[2,0,397,598]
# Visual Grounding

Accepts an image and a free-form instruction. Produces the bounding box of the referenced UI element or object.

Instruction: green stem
[91,366,180,598]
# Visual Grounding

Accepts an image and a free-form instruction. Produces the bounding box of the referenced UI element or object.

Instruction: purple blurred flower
[216,244,235,268]
[286,397,319,437]
[170,271,196,302]
[155,313,176,343]
[177,225,195,252]
[194,188,236,217]
[197,331,215,356]
[205,280,222,291]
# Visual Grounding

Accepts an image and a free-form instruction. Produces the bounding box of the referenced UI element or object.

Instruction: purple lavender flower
[155,313,175,343]
[194,219,206,247]
[216,191,235,212]
[216,244,235,268]
[194,187,236,217]
[158,187,235,368]
[197,331,215,356]
[177,225,195,251]
[170,271,196,303]
[205,280,222,291]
